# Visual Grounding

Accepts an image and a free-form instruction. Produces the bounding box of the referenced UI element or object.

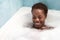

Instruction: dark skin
[32,9,53,30]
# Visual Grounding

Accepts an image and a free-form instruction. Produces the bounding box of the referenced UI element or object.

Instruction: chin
[33,24,42,29]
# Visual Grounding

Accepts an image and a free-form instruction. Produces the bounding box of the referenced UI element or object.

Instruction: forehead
[32,9,44,16]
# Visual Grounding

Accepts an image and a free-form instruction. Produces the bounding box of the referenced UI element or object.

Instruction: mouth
[35,23,40,25]
[33,23,41,29]
[34,23,41,27]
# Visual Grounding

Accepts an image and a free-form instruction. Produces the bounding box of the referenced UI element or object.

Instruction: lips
[35,23,40,25]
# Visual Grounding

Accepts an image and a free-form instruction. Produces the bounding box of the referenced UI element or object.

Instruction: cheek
[40,17,46,21]
[32,19,35,22]
[40,18,45,22]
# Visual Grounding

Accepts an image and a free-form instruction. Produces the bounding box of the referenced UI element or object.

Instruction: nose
[35,18,39,23]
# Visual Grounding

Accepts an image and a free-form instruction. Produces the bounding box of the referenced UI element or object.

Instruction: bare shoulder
[45,25,54,30]
[40,25,54,30]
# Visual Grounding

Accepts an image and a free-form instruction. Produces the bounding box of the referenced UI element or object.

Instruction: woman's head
[31,3,48,29]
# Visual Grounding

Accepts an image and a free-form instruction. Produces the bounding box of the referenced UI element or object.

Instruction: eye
[38,16,41,19]
[33,16,36,19]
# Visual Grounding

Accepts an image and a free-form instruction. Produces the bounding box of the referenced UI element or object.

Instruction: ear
[31,10,32,12]
[45,14,48,17]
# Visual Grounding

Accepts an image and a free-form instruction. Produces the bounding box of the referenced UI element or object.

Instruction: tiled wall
[0,0,23,27]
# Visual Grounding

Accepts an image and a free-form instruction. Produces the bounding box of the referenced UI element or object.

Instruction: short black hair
[32,2,48,17]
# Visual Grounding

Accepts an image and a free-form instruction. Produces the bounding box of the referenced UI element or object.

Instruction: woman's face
[32,9,46,29]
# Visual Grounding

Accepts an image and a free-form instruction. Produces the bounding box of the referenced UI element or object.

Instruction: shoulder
[45,25,54,30]
[40,25,54,30]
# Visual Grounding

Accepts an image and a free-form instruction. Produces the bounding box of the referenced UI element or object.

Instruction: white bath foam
[0,7,60,40]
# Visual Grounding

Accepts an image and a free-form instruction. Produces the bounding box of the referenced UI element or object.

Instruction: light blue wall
[23,0,60,10]
[43,0,60,10]
[0,0,23,28]
[23,0,44,7]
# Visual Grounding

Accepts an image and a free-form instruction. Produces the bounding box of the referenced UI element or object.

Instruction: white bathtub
[0,7,60,40]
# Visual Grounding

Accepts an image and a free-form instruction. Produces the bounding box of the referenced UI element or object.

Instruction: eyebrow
[38,15,41,17]
[32,15,35,16]
[33,15,41,16]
